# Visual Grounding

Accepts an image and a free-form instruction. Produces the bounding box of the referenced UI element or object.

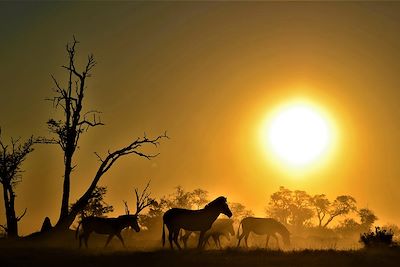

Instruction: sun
[262,102,333,167]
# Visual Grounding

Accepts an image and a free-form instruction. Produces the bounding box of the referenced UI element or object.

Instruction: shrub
[360,226,394,247]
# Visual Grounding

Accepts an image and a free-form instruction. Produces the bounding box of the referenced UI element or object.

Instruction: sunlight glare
[263,102,332,167]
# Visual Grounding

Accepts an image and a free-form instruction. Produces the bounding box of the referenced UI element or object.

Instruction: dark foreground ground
[1,246,399,267]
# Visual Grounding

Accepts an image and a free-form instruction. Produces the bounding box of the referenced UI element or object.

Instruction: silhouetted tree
[0,129,34,238]
[266,187,313,227]
[336,218,360,236]
[266,186,292,225]
[311,194,330,227]
[323,195,357,228]
[229,202,254,222]
[138,200,164,230]
[289,190,314,228]
[191,188,209,209]
[73,186,113,222]
[40,37,167,230]
[358,208,378,232]
[163,186,194,209]
[139,186,209,230]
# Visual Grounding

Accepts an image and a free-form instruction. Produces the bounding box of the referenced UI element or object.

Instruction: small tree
[0,129,34,238]
[358,208,378,232]
[229,202,254,222]
[289,190,314,228]
[74,186,113,222]
[266,186,292,225]
[163,186,194,210]
[191,188,209,209]
[323,195,357,228]
[311,194,330,227]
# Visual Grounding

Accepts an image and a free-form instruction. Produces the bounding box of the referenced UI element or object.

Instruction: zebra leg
[197,231,205,249]
[181,231,190,249]
[84,232,91,248]
[168,229,174,249]
[244,233,250,248]
[173,229,182,250]
[212,235,219,249]
[116,233,126,248]
[265,235,270,248]
[272,233,280,249]
[78,232,83,248]
[104,234,114,247]
[237,232,246,247]
[216,235,222,249]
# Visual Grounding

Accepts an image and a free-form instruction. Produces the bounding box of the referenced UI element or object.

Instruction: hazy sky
[2,1,400,234]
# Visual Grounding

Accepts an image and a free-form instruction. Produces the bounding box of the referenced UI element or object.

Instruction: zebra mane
[205,196,227,209]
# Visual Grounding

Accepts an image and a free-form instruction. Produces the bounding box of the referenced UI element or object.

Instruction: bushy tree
[266,186,292,225]
[191,188,209,209]
[229,202,254,222]
[359,208,378,232]
[266,187,313,227]
[139,186,210,230]
[73,186,113,222]
[311,194,330,227]
[322,195,357,228]
[0,130,34,238]
[289,190,314,227]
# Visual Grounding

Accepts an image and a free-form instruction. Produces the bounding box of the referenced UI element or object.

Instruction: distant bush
[360,226,394,248]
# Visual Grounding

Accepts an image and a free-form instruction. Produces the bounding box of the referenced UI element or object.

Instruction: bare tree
[39,37,102,224]
[40,37,167,230]
[124,181,154,215]
[133,180,155,215]
[0,129,34,238]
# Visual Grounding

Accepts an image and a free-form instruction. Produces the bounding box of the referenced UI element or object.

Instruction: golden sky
[1,2,400,234]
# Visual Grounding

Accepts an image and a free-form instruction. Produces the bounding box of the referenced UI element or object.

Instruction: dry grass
[1,245,399,267]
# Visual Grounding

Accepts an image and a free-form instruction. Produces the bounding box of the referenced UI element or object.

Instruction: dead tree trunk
[41,38,168,231]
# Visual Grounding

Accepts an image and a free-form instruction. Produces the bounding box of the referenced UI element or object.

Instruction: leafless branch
[16,208,27,221]
[134,180,154,215]
[94,152,104,162]
[123,200,130,215]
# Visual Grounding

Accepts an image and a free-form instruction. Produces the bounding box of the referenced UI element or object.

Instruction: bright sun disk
[265,103,331,167]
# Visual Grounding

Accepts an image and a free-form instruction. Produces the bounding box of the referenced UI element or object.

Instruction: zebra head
[118,214,141,232]
[206,196,232,218]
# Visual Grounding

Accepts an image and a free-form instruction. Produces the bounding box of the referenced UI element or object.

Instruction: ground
[1,247,399,267]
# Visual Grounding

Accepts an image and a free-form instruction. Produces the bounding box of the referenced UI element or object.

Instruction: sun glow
[261,100,335,168]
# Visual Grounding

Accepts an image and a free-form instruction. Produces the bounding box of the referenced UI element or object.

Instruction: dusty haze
[1,2,400,234]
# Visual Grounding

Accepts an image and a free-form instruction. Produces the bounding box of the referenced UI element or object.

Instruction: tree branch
[16,208,27,221]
